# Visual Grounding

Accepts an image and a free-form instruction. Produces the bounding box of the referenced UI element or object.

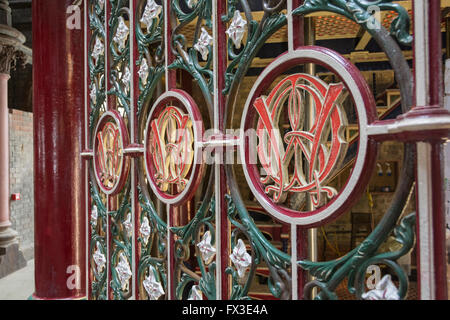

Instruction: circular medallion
[240,46,378,226]
[93,110,130,195]
[144,89,204,206]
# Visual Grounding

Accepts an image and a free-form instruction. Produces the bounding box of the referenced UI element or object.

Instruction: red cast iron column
[32,0,86,299]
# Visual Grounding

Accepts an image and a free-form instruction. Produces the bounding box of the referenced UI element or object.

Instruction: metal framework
[81,0,449,300]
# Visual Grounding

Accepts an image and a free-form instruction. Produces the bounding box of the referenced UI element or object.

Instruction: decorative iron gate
[82,0,448,300]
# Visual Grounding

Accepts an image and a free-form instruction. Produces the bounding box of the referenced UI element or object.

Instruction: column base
[0,225,18,247]
[0,241,26,279]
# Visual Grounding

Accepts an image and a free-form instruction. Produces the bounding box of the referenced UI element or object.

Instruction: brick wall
[9,109,34,260]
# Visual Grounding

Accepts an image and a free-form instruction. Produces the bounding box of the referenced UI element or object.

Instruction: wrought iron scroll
[136,0,168,300]
[166,0,217,300]
[170,0,214,114]
[88,0,107,300]
[291,0,416,300]
[85,0,418,300]
[224,0,416,300]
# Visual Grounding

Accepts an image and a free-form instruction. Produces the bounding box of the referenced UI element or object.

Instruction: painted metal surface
[33,0,86,300]
[144,89,205,206]
[78,0,448,300]
[240,47,378,226]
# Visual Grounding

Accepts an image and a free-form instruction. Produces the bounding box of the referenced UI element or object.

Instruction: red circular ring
[240,46,378,227]
[144,89,205,206]
[93,110,130,196]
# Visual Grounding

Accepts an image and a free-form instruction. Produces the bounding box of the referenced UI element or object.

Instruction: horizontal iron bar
[367,107,450,141]
[199,138,241,148]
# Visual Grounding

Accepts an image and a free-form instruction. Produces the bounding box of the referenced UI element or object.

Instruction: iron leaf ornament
[293,0,412,46]
[298,213,416,300]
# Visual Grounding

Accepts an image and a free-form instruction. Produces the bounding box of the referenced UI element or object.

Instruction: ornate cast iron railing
[83,0,427,300]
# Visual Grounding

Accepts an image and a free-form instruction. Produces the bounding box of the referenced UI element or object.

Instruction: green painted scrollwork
[90,236,108,300]
[222,2,287,95]
[88,5,107,293]
[88,1,107,136]
[293,0,412,46]
[176,272,197,299]
[108,0,131,117]
[138,186,168,256]
[89,180,108,300]
[137,186,168,299]
[225,193,292,300]
[226,194,291,271]
[199,263,217,299]
[172,195,217,300]
[135,0,168,300]
[172,0,212,27]
[135,0,165,117]
[170,0,214,113]
[109,180,133,300]
[299,212,416,300]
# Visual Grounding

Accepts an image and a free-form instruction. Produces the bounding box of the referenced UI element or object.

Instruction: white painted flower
[113,16,129,51]
[143,267,165,300]
[90,84,97,105]
[188,285,203,300]
[123,212,133,238]
[91,205,98,226]
[97,0,104,9]
[226,10,247,49]
[93,242,106,274]
[140,0,162,33]
[362,274,400,300]
[138,57,149,85]
[229,239,251,278]
[187,0,199,9]
[116,252,132,291]
[197,231,216,263]
[194,27,213,61]
[140,216,152,245]
[92,36,104,65]
[122,66,131,93]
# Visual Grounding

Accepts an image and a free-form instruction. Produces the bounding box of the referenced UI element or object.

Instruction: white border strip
[416,142,435,299]
[414,0,429,107]
[166,204,172,299]
[164,0,170,93]
[164,0,172,300]
[105,1,110,300]
[129,0,136,300]
[106,193,110,299]
[212,0,223,300]
[414,0,434,300]
[84,0,89,299]
[290,225,298,299]
[130,0,135,142]
[287,0,294,53]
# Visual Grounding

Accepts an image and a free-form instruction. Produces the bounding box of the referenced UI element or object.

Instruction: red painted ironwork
[33,0,86,300]
[30,0,449,301]
[144,89,204,206]
[93,111,130,195]
[254,74,347,207]
[241,46,378,226]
